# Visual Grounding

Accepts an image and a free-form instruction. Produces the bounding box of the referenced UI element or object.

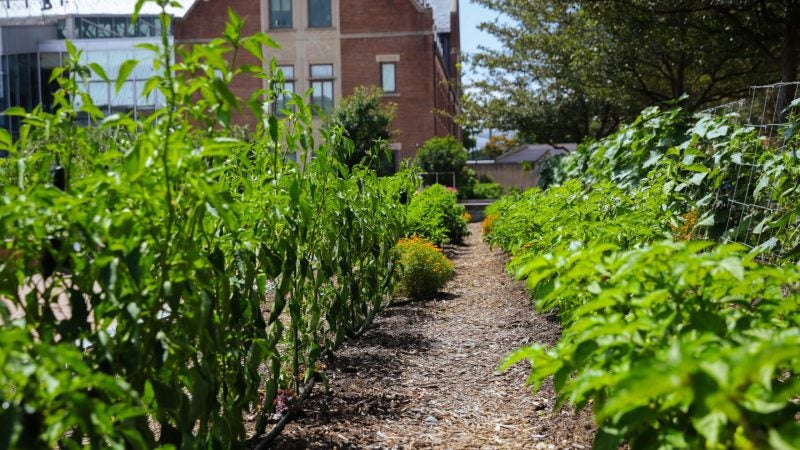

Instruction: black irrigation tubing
[253,374,318,450]
[251,299,390,448]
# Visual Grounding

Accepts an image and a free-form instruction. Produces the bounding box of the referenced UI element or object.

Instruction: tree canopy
[465,0,800,143]
[415,136,478,196]
[327,85,397,175]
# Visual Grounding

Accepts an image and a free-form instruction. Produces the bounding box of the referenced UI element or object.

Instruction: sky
[459,0,503,82]
[459,0,505,148]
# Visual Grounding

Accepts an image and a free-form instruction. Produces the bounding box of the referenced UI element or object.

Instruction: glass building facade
[0,15,168,137]
[71,16,165,39]
[0,53,41,136]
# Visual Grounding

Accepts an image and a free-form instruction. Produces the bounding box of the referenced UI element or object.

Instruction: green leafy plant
[485,101,800,449]
[394,236,455,299]
[504,241,800,449]
[325,85,397,175]
[406,184,469,246]
[415,136,477,196]
[0,3,416,448]
[470,182,503,199]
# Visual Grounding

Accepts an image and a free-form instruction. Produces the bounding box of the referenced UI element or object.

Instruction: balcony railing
[3,0,60,10]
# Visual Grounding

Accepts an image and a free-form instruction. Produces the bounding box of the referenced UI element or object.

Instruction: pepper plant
[0,1,415,448]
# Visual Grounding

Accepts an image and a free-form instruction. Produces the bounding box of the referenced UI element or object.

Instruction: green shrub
[415,136,476,196]
[471,182,503,199]
[489,103,800,449]
[394,236,454,299]
[406,184,469,245]
[326,85,397,175]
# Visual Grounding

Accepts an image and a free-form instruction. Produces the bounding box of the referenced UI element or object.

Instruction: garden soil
[259,223,596,449]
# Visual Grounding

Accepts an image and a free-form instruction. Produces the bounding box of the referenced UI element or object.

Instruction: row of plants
[414,135,505,199]
[406,184,469,247]
[0,5,417,449]
[485,104,800,448]
[391,183,467,300]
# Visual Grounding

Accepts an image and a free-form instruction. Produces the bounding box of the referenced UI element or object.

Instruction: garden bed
[258,223,595,448]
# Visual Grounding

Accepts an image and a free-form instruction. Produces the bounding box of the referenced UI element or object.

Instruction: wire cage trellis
[699,81,800,262]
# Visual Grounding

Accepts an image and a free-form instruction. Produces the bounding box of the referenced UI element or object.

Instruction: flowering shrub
[395,237,455,299]
[482,212,499,237]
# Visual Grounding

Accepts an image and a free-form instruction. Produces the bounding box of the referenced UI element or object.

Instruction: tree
[461,126,478,152]
[466,0,800,143]
[326,86,397,175]
[483,134,518,159]
[415,136,477,196]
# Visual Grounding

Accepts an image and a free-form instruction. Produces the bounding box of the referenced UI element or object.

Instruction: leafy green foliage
[0,328,154,449]
[486,101,800,448]
[0,4,415,448]
[414,136,476,196]
[550,105,800,254]
[406,184,469,246]
[326,85,397,175]
[394,236,455,299]
[503,242,800,449]
[470,182,504,200]
[551,107,691,189]
[415,136,467,174]
[466,0,796,143]
[485,179,672,256]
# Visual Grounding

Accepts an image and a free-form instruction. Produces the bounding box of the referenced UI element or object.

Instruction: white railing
[2,0,58,9]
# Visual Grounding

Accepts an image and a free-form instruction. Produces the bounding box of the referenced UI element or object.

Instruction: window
[269,0,292,29]
[56,19,67,39]
[309,64,333,113]
[310,64,333,79]
[308,0,331,27]
[88,81,110,113]
[275,65,295,114]
[381,63,396,93]
[74,16,164,39]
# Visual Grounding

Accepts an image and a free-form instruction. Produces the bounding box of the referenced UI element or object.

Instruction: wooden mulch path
[264,223,595,449]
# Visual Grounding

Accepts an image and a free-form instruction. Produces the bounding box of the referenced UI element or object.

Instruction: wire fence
[700,81,800,262]
[420,171,456,189]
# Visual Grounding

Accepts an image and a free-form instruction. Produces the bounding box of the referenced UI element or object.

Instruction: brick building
[174,0,462,165]
[0,0,461,166]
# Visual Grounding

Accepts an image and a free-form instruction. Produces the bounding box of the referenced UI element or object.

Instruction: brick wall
[171,0,462,162]
[340,0,463,163]
[340,0,433,34]
[341,34,436,162]
[173,0,263,129]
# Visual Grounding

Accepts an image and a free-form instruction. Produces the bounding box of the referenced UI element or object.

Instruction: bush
[471,182,503,199]
[415,136,467,174]
[482,212,499,236]
[415,136,476,196]
[406,184,469,245]
[394,237,454,299]
[326,85,397,175]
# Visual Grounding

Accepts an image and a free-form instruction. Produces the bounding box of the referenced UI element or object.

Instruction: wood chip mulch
[264,223,596,449]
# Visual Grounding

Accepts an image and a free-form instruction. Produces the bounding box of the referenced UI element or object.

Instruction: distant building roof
[495,143,576,163]
[0,0,196,22]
